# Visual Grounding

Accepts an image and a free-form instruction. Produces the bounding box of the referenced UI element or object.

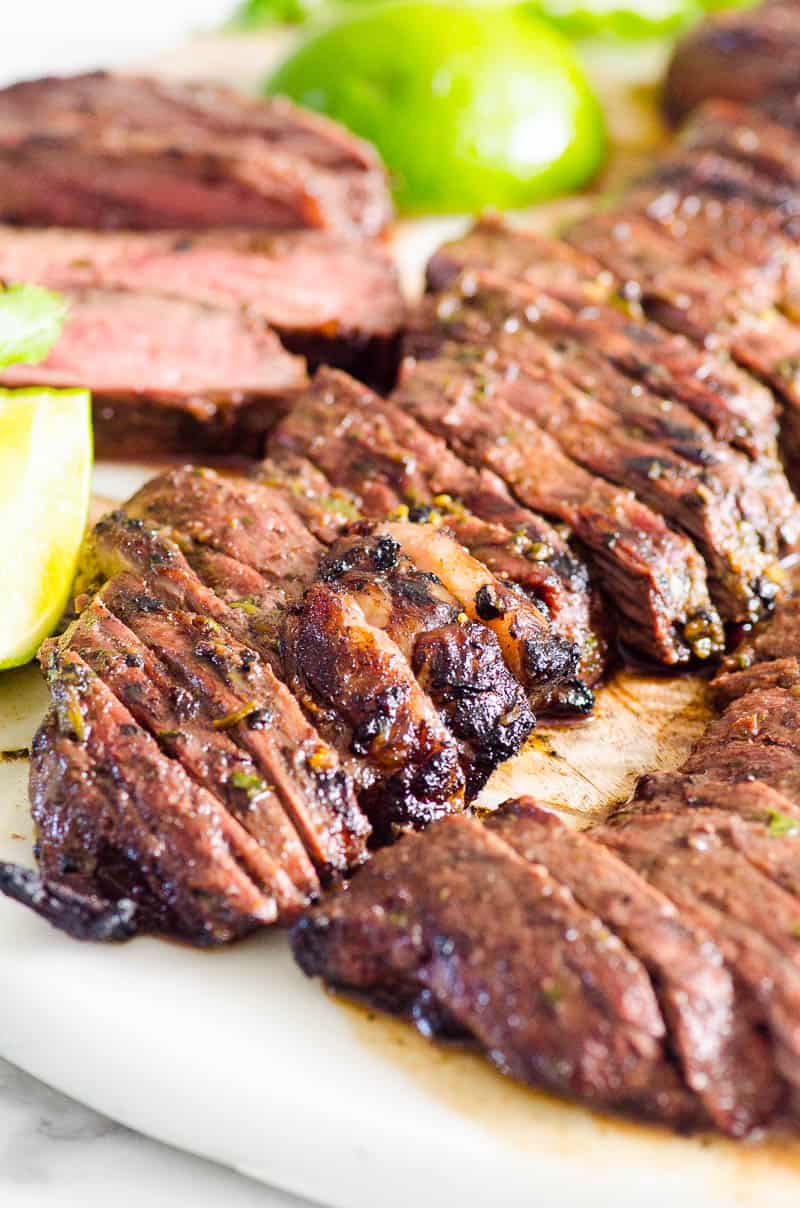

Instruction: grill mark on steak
[598,808,800,1098]
[318,525,534,795]
[393,351,723,665]
[291,813,701,1126]
[116,469,474,828]
[77,509,370,875]
[264,368,605,702]
[485,799,779,1136]
[443,347,777,623]
[426,215,779,460]
[97,571,369,876]
[0,72,392,236]
[0,225,404,390]
[61,596,317,912]
[33,649,279,943]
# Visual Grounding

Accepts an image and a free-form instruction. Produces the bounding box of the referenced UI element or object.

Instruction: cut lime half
[0,389,93,670]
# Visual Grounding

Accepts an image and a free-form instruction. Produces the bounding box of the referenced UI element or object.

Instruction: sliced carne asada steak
[292,812,700,1126]
[0,288,307,457]
[28,649,280,944]
[486,799,779,1136]
[426,217,781,460]
[394,351,724,665]
[318,525,534,795]
[0,73,392,236]
[664,0,800,123]
[264,368,606,702]
[94,471,468,837]
[598,807,800,1098]
[0,225,405,388]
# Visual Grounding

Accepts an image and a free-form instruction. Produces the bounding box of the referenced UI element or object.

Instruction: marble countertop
[0,1057,317,1208]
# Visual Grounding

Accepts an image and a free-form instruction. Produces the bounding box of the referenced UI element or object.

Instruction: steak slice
[598,808,800,1095]
[664,0,800,123]
[0,225,404,388]
[292,813,700,1126]
[265,368,606,700]
[394,352,724,665]
[460,353,777,624]
[0,288,307,457]
[63,595,317,911]
[30,649,278,943]
[318,525,534,794]
[0,73,392,236]
[427,216,780,459]
[113,471,468,833]
[485,799,779,1136]
[77,507,371,874]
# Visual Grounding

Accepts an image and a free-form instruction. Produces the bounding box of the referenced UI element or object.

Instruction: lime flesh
[0,389,92,670]
[266,3,606,213]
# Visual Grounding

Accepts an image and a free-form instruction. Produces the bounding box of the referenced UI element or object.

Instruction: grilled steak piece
[486,799,779,1136]
[394,352,723,665]
[426,217,780,459]
[598,808,800,1097]
[0,226,404,388]
[265,368,605,700]
[63,595,318,910]
[292,813,700,1126]
[30,649,279,944]
[0,288,307,457]
[319,526,534,794]
[0,859,138,943]
[440,349,776,623]
[664,0,800,123]
[0,73,392,236]
[105,471,467,836]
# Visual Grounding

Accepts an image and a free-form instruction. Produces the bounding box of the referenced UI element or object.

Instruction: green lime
[532,0,701,38]
[265,2,606,213]
[0,284,67,369]
[0,389,93,670]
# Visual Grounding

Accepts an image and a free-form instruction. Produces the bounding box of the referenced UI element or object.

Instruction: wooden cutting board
[1,31,798,1208]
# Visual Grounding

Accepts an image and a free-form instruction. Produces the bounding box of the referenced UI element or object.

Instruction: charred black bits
[474,584,506,621]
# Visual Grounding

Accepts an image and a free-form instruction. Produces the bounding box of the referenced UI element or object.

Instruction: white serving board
[2,23,800,1206]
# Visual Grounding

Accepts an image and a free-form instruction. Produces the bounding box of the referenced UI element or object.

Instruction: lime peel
[0,388,93,670]
[265,2,606,214]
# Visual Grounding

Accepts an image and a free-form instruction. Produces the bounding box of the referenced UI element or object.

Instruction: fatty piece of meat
[266,369,604,699]
[319,526,534,793]
[282,580,465,839]
[292,813,700,1125]
[118,469,469,830]
[394,352,723,665]
[485,799,779,1136]
[0,73,392,236]
[598,807,800,1095]
[31,649,278,943]
[369,519,580,697]
[0,225,404,388]
[0,288,307,457]
[62,596,317,912]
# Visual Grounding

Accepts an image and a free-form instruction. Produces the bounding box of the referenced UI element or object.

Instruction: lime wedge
[0,389,93,670]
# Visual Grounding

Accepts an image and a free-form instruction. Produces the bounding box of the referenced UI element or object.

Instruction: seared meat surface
[0,73,392,236]
[0,226,404,389]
